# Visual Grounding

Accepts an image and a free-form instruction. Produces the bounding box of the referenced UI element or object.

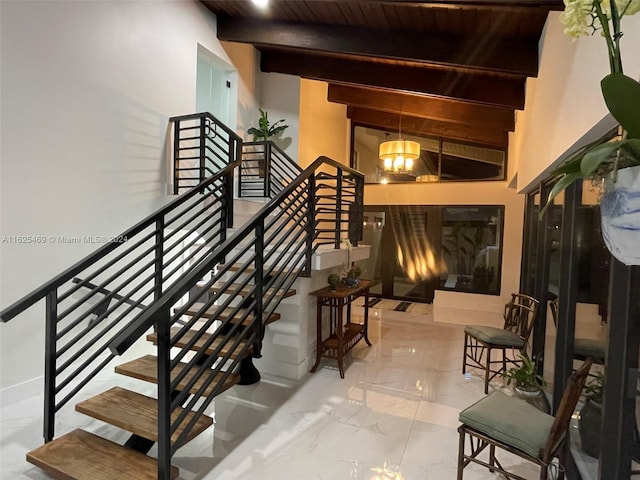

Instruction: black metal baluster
[199,117,206,185]
[173,120,180,194]
[264,142,272,197]
[155,218,164,301]
[156,308,172,480]
[335,169,343,248]
[304,177,315,277]
[44,290,57,443]
[254,220,265,357]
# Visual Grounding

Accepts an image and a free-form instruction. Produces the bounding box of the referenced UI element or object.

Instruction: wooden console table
[309,280,373,378]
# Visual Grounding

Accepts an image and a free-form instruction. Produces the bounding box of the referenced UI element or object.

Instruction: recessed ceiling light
[251,0,269,9]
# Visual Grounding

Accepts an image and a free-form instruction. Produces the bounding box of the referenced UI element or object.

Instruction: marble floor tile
[1,306,542,480]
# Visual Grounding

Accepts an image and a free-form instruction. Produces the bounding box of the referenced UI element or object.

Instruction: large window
[352,125,506,184]
[356,205,504,302]
[439,206,503,295]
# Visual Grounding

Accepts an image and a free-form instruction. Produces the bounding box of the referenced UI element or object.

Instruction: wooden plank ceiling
[201,0,562,149]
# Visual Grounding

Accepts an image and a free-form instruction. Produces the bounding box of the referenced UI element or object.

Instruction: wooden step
[208,282,296,299]
[75,387,212,446]
[26,428,179,480]
[146,328,252,357]
[115,355,240,397]
[182,304,281,326]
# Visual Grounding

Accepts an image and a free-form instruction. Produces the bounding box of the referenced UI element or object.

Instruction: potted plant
[540,0,640,266]
[503,354,550,412]
[578,371,604,457]
[247,108,288,141]
[327,273,340,291]
[343,263,362,288]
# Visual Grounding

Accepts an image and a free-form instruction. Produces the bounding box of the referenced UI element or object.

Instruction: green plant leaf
[601,73,640,139]
[621,138,640,161]
[538,171,583,219]
[552,155,583,175]
[580,140,624,176]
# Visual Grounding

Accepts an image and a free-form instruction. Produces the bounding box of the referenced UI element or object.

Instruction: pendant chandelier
[379,115,420,173]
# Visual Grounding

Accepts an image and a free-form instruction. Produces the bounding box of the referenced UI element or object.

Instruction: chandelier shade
[379,139,420,173]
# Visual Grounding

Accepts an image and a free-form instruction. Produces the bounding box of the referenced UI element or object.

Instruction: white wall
[0,1,260,389]
[512,12,640,191]
[259,72,301,160]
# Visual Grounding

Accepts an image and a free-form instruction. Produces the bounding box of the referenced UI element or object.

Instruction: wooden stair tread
[75,387,212,446]
[26,428,179,480]
[209,282,296,299]
[115,355,240,397]
[146,328,252,357]
[182,304,281,326]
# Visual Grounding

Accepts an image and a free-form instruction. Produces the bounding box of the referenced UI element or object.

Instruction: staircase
[0,112,364,479]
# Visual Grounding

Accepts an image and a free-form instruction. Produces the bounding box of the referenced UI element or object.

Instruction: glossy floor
[1,306,545,480]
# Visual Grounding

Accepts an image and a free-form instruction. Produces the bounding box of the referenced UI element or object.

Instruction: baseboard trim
[0,376,42,407]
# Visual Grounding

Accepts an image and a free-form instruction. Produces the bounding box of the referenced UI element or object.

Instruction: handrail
[0,110,364,478]
[171,112,242,194]
[0,166,236,323]
[169,112,240,141]
[109,154,363,354]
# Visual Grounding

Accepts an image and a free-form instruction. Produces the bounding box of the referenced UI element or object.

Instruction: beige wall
[298,79,524,309]
[298,79,349,168]
[366,182,525,309]
[512,12,640,192]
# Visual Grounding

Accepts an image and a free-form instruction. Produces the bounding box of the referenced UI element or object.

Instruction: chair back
[541,358,593,463]
[503,293,539,344]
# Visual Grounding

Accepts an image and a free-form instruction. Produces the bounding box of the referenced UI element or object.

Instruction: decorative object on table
[503,353,551,413]
[340,238,362,288]
[540,0,640,265]
[578,370,604,457]
[327,273,340,291]
[343,263,362,288]
[247,108,288,141]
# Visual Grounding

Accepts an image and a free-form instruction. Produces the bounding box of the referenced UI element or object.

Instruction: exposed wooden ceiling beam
[347,107,507,148]
[216,16,539,76]
[330,84,515,131]
[261,50,526,110]
[317,0,563,8]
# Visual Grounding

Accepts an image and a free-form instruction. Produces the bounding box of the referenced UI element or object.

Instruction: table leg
[310,299,323,373]
[363,289,372,346]
[337,300,345,379]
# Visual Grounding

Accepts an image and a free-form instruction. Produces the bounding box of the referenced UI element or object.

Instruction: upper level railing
[171,112,242,194]
[240,141,303,198]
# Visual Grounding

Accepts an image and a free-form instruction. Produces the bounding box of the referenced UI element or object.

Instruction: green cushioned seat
[464,325,524,347]
[459,391,554,458]
[574,338,606,361]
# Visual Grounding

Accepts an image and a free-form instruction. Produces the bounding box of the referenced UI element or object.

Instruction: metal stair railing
[171,112,242,194]
[0,106,364,480]
[240,141,303,198]
[109,155,364,479]
[0,162,236,443]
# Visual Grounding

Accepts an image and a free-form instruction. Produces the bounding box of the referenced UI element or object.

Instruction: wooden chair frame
[457,358,593,480]
[462,293,539,394]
